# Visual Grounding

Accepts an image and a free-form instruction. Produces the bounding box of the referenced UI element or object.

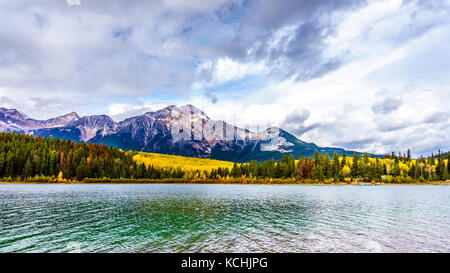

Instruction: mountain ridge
[0,105,378,162]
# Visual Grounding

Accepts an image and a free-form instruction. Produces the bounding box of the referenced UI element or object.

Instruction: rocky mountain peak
[75,115,115,126]
[144,105,179,119]
[179,104,210,120]
[0,105,369,161]
[40,112,80,128]
[63,112,80,119]
[0,107,28,119]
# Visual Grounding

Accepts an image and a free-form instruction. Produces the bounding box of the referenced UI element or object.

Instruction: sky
[0,0,449,156]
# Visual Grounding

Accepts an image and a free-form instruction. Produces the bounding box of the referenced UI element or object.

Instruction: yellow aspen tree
[57,171,64,182]
[342,165,351,176]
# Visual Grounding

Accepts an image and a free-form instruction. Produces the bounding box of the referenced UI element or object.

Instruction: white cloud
[188,0,450,156]
[108,102,170,121]
[0,0,448,156]
[331,0,403,44]
[108,103,135,116]
[193,57,266,89]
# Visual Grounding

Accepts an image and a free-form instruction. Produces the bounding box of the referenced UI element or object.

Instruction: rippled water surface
[0,184,448,253]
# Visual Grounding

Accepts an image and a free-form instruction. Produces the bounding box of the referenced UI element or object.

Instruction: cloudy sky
[0,0,449,156]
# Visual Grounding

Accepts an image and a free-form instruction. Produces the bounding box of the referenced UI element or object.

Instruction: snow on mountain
[0,108,79,132]
[73,115,116,141]
[39,112,80,128]
[0,105,369,161]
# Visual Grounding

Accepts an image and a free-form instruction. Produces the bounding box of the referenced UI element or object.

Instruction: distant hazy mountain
[0,107,79,131]
[0,105,372,162]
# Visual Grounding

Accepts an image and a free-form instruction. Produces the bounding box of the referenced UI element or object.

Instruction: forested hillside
[0,132,448,183]
[0,132,135,181]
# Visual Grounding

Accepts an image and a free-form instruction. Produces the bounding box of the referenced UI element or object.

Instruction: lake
[0,184,448,253]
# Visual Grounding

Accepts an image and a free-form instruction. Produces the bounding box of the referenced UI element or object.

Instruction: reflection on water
[0,184,448,252]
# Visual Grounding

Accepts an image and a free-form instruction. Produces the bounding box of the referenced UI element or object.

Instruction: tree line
[0,132,448,183]
[225,150,449,182]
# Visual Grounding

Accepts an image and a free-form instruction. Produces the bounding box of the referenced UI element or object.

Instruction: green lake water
[0,184,448,252]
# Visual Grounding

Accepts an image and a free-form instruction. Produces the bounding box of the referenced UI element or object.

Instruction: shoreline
[0,181,448,186]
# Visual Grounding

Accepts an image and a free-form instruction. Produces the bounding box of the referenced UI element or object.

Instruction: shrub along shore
[0,176,448,185]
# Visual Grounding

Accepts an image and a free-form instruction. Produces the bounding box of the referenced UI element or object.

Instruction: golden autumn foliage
[338,157,446,171]
[2,131,447,184]
[57,171,66,182]
[342,165,351,176]
[133,152,234,172]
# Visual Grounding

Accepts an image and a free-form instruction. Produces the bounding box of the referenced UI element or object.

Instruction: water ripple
[0,184,449,252]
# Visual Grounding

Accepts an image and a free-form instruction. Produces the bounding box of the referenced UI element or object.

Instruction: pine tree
[22,158,33,178]
[447,153,450,176]
[408,162,417,179]
[313,150,320,163]
[76,157,87,181]
[0,151,6,177]
[297,157,304,179]
[341,153,347,168]
[311,164,324,181]
[442,166,449,181]
[436,153,446,180]
[359,153,370,179]
[351,153,359,178]
[332,152,340,178]
[32,154,41,177]
[320,154,329,179]
[231,163,238,178]
[4,152,14,177]
[392,162,401,177]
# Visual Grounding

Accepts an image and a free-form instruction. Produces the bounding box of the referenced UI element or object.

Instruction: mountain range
[0,105,372,162]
